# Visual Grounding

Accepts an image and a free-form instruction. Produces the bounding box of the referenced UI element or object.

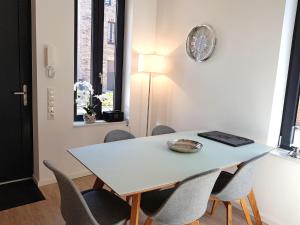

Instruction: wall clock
[186,25,216,62]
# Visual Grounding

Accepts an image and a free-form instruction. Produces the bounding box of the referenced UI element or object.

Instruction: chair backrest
[152,169,221,225]
[43,160,98,225]
[104,130,135,143]
[216,152,268,201]
[151,125,176,136]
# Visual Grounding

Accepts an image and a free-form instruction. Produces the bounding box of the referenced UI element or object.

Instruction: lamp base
[289,147,300,159]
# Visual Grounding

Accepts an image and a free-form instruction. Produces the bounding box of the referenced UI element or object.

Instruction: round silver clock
[186,25,216,62]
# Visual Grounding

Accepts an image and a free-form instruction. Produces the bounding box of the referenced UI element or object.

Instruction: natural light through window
[75,0,117,117]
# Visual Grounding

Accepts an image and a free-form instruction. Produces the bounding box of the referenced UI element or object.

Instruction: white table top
[69,131,274,196]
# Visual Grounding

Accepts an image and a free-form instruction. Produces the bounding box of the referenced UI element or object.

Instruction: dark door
[0,0,32,183]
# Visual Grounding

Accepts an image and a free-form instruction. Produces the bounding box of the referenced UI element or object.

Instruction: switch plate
[47,88,55,120]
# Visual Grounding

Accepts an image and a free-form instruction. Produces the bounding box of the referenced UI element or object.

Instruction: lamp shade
[138,54,165,74]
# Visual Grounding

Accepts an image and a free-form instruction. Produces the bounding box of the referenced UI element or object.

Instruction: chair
[104,129,135,143]
[209,153,268,225]
[141,169,221,225]
[43,160,130,225]
[93,130,136,190]
[151,125,176,136]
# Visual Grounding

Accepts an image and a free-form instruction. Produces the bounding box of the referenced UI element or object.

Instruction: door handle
[13,85,28,106]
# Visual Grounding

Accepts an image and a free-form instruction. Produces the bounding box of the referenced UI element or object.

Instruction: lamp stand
[146,73,152,136]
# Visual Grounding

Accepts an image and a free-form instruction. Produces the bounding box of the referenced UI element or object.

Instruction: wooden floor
[0,175,263,225]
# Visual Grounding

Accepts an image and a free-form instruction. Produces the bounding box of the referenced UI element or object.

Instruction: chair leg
[126,195,131,204]
[210,200,220,215]
[144,218,153,225]
[223,201,232,225]
[240,198,253,225]
[248,190,263,225]
[194,220,200,225]
[93,177,105,190]
[186,220,200,225]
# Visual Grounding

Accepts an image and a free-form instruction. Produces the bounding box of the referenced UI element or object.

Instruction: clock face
[186,25,216,62]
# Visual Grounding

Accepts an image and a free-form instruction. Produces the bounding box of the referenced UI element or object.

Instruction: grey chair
[43,160,131,225]
[94,130,136,190]
[141,169,221,225]
[209,153,268,225]
[104,129,135,142]
[151,125,176,136]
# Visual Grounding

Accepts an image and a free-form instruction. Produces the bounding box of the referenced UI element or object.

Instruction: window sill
[270,148,300,164]
[73,120,128,128]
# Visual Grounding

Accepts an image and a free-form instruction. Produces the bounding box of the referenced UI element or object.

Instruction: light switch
[47,88,55,120]
[48,101,54,107]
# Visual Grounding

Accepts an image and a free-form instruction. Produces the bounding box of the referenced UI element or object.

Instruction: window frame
[107,21,116,44]
[74,0,125,121]
[280,2,300,149]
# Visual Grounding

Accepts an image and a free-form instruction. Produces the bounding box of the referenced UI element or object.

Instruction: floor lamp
[138,54,165,136]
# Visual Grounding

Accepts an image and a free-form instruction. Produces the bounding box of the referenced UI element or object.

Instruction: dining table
[68,130,274,225]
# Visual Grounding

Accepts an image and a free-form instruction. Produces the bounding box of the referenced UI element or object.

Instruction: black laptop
[197,131,254,147]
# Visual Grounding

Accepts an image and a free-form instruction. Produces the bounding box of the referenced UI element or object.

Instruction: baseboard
[36,170,92,187]
[232,201,281,225]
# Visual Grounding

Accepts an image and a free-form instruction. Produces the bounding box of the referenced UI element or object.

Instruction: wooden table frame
[69,131,272,225]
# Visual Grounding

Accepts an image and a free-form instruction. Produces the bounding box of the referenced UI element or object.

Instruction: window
[105,0,112,6]
[74,0,125,121]
[107,21,115,44]
[280,3,300,149]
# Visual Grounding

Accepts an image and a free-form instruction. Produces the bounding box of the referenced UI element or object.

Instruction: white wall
[254,154,300,225]
[153,0,300,225]
[127,0,158,137]
[155,0,285,143]
[31,0,158,185]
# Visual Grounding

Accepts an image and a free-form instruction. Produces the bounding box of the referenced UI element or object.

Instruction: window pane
[74,0,124,121]
[76,0,92,116]
[105,0,112,6]
[108,22,115,44]
[102,0,117,112]
[296,101,300,126]
[292,98,300,146]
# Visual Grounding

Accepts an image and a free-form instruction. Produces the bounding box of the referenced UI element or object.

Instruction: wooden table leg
[130,193,141,225]
[248,190,263,225]
[223,201,232,225]
[93,177,105,190]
